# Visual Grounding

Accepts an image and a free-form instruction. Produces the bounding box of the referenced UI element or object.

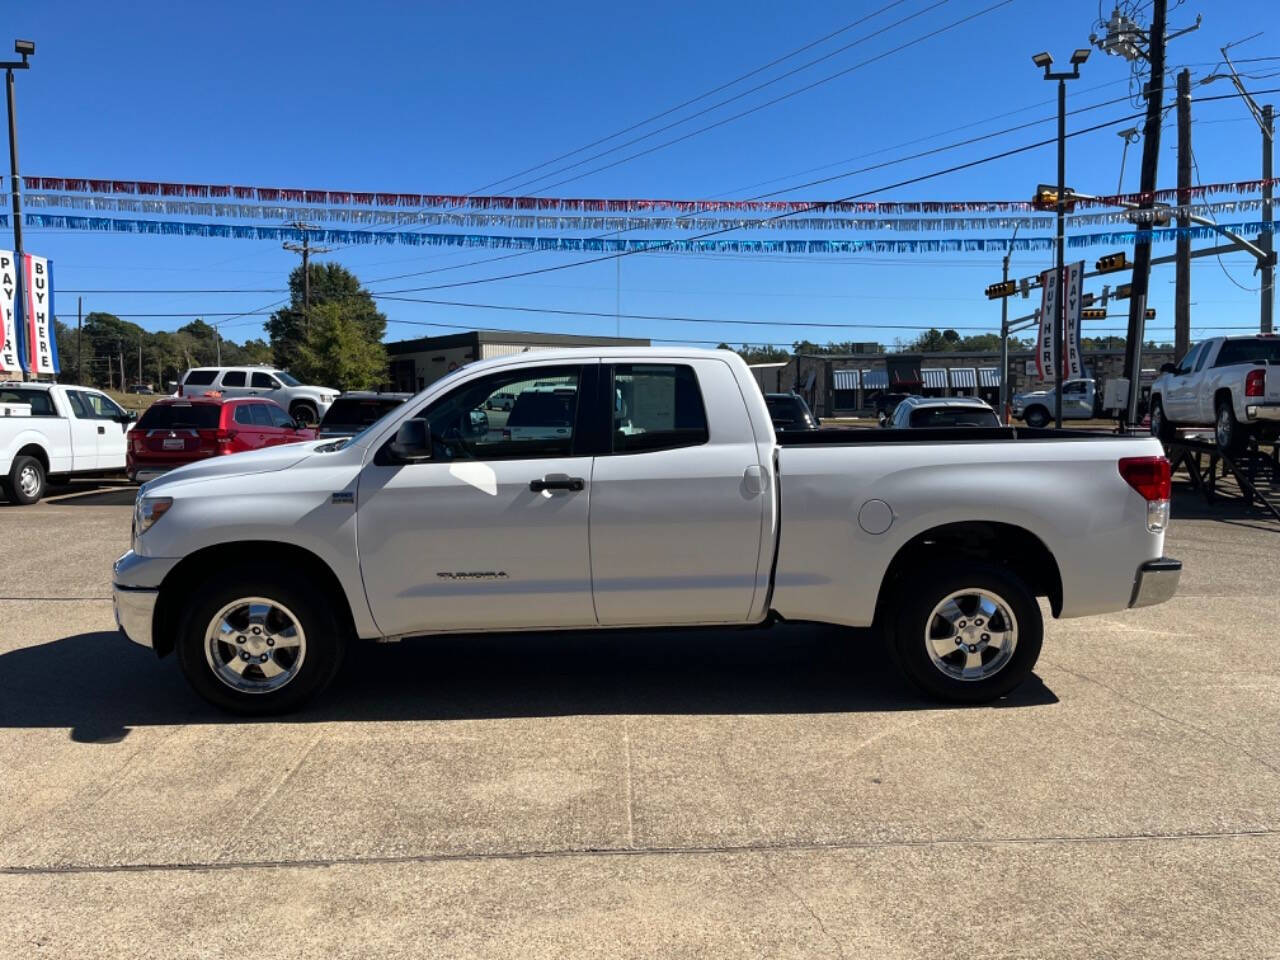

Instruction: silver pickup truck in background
[1149,334,1280,451]
[113,348,1181,714]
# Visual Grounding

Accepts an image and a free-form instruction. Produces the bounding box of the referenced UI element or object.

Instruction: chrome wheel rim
[924,588,1018,682]
[204,597,307,694]
[17,465,40,498]
[1150,404,1162,437]
[1216,407,1232,447]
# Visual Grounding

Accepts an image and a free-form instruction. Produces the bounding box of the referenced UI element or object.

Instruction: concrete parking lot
[1,480,1278,958]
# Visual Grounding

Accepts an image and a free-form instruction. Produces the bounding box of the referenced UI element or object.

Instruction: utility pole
[1175,68,1191,359]
[137,331,142,389]
[76,296,82,385]
[210,318,220,365]
[1121,0,1168,428]
[117,342,124,393]
[1216,47,1276,333]
[1262,103,1274,334]
[282,222,331,337]
[3,41,34,382]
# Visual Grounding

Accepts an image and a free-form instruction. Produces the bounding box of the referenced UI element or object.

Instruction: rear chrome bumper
[132,467,172,484]
[1246,404,1280,422]
[1130,558,1182,609]
[113,583,158,649]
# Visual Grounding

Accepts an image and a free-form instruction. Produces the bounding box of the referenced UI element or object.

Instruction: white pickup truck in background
[1,382,135,504]
[1011,378,1100,427]
[1149,334,1280,452]
[113,348,1181,714]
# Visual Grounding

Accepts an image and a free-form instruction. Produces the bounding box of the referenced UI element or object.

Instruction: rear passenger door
[588,360,769,626]
[217,370,251,399]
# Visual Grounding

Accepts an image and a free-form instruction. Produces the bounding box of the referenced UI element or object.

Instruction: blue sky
[6,0,1277,354]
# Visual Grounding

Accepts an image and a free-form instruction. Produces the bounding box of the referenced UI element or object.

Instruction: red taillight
[1245,369,1265,398]
[1119,456,1171,502]
[197,428,236,451]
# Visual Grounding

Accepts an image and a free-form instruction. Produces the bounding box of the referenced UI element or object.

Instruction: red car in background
[127,395,316,482]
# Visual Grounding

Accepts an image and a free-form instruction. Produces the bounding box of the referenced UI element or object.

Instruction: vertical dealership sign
[1063,260,1085,380]
[0,251,59,376]
[0,252,21,375]
[1035,267,1060,381]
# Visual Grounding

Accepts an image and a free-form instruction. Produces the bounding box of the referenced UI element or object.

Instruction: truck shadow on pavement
[0,624,1057,743]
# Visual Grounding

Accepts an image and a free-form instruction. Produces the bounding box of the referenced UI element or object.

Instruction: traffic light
[1081,292,1096,307]
[985,280,1017,300]
[1145,307,1156,319]
[1114,283,1132,299]
[1031,184,1077,211]
[1081,308,1108,320]
[1096,252,1128,273]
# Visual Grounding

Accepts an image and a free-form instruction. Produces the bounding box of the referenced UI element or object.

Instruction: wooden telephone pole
[282,221,331,336]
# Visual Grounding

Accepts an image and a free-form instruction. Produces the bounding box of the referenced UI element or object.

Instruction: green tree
[717,343,790,364]
[292,302,387,390]
[267,263,386,372]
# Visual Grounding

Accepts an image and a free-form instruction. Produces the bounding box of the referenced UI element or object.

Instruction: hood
[141,442,322,493]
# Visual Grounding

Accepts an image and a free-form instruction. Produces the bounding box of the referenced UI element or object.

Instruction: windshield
[137,403,221,429]
[765,396,811,425]
[275,371,302,386]
[909,406,1000,428]
[319,397,406,432]
[1214,338,1280,367]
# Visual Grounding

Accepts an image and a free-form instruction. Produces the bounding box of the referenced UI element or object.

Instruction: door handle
[529,476,585,492]
[97,425,105,434]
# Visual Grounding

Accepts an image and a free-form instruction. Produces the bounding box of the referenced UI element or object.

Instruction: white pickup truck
[112,348,1181,714]
[1011,378,1100,427]
[1149,334,1280,452]
[0,382,135,504]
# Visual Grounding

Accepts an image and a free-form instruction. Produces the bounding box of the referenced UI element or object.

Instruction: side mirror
[1160,362,1178,375]
[115,411,137,423]
[390,418,432,462]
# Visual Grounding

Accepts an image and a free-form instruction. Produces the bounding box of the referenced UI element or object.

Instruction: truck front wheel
[175,568,346,715]
[1023,406,1049,428]
[889,563,1043,704]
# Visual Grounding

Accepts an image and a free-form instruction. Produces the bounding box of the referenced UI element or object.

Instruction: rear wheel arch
[873,521,1063,626]
[153,541,358,657]
[14,442,50,474]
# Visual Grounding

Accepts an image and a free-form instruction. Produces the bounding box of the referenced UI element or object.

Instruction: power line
[468,0,919,195]
[507,0,1017,198]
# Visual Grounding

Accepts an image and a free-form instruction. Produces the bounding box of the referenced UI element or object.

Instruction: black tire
[6,454,46,505]
[887,561,1043,704]
[1214,397,1248,455]
[1023,406,1050,428]
[175,567,346,715]
[1149,397,1177,443]
[290,402,319,426]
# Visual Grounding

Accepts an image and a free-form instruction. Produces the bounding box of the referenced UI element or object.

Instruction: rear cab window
[0,388,55,416]
[909,406,1000,428]
[1214,338,1280,367]
[610,364,708,454]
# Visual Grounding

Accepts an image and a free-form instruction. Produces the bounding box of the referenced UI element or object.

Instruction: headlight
[134,496,173,538]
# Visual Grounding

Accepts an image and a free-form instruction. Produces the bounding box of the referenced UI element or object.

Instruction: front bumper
[1129,557,1182,609]
[113,583,158,649]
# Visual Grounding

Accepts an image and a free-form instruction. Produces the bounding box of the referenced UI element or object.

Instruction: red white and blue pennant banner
[22,213,1275,255]
[20,175,1280,214]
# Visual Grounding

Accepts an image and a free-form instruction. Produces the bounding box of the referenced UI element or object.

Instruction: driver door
[1164,343,1204,421]
[356,361,599,637]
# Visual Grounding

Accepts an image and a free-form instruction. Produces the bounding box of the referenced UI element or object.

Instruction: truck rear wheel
[888,562,1043,704]
[5,454,46,505]
[175,567,346,715]
[1215,398,1247,455]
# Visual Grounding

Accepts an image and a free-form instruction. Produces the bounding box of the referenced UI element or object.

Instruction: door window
[251,372,280,389]
[233,405,255,426]
[609,364,708,454]
[221,371,246,387]
[67,390,122,419]
[409,365,582,461]
[267,404,295,428]
[1194,343,1214,372]
[249,403,274,427]
[1176,344,1203,375]
[1063,381,1086,396]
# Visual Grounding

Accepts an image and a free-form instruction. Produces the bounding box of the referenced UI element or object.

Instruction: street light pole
[999,224,1019,423]
[2,41,34,382]
[1033,47,1089,429]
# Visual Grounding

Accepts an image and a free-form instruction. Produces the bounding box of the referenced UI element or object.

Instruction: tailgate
[1267,363,1280,404]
